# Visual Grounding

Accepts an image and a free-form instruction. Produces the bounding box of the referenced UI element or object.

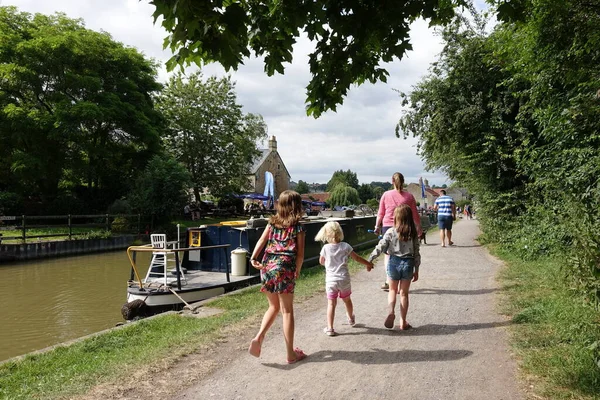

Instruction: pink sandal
[287,348,308,364]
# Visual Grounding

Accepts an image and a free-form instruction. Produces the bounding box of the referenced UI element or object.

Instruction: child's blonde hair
[314,221,344,243]
[394,204,417,242]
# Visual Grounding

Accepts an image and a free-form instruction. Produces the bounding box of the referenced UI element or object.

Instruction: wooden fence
[0,214,152,243]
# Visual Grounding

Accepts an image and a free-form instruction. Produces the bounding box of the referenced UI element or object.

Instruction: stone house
[247,136,290,198]
[406,182,438,209]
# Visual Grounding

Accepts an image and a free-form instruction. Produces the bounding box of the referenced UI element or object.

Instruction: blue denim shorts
[438,215,453,230]
[387,255,414,281]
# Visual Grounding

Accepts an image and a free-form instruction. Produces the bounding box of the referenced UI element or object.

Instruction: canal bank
[0,234,140,262]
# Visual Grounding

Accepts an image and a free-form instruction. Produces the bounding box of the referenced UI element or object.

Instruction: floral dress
[260,223,304,294]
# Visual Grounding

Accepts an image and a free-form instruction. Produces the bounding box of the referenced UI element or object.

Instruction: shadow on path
[335,320,512,338]
[412,288,499,295]
[262,348,473,369]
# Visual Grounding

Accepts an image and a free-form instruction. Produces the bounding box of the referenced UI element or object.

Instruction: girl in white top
[315,221,373,336]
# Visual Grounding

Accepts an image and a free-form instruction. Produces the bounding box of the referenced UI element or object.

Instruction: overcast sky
[2,0,486,186]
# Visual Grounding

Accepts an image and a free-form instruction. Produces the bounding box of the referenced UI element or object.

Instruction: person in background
[434,189,457,247]
[248,190,307,364]
[374,172,422,291]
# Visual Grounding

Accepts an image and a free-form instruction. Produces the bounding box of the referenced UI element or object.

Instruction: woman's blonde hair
[269,190,303,228]
[314,221,344,243]
[392,172,405,193]
[394,204,417,241]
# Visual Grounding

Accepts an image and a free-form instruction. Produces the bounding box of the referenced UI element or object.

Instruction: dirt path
[165,219,521,400]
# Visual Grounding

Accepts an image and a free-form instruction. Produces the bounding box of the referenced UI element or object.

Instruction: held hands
[366,261,374,272]
[374,226,381,235]
[250,259,263,270]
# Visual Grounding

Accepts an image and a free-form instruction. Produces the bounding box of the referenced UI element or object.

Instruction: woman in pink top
[374,172,422,290]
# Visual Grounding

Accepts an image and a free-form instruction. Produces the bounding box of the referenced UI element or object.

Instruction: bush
[108,199,131,215]
[0,191,22,215]
[366,198,379,210]
[81,230,112,239]
[111,217,129,233]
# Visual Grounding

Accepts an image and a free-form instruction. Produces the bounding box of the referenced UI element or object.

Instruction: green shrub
[81,230,112,240]
[111,217,129,233]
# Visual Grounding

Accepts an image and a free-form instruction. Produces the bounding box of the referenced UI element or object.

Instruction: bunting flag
[419,177,426,199]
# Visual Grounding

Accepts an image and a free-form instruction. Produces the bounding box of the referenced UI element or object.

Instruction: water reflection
[0,251,151,362]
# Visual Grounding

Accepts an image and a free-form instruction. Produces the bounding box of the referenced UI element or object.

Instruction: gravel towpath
[175,218,521,400]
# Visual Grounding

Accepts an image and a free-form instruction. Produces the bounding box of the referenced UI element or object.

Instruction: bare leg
[327,298,337,330]
[384,280,399,328]
[399,279,412,329]
[279,293,297,361]
[383,254,390,287]
[341,296,354,322]
[439,229,446,247]
[447,229,453,245]
[249,291,280,357]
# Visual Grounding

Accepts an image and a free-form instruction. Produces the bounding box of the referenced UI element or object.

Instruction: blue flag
[419,177,426,199]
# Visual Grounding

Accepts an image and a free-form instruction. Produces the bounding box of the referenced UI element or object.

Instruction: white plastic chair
[144,234,186,285]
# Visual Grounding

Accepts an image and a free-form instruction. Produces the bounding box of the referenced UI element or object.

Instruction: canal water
[0,251,151,362]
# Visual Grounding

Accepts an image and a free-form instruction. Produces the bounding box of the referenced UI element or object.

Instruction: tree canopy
[0,6,162,213]
[148,0,496,117]
[155,71,267,201]
[295,180,310,194]
[328,185,360,207]
[398,1,600,306]
[326,169,359,191]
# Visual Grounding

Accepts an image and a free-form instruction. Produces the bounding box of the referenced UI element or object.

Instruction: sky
[0,0,480,186]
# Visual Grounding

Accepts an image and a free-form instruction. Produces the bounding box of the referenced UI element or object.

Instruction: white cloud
[2,0,453,186]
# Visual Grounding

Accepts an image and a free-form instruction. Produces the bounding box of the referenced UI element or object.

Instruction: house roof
[425,188,439,197]
[301,192,330,202]
[250,148,291,178]
[250,149,270,173]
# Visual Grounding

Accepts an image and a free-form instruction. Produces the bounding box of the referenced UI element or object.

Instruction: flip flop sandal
[323,327,337,336]
[348,314,356,326]
[400,323,413,331]
[287,348,308,364]
[384,313,395,329]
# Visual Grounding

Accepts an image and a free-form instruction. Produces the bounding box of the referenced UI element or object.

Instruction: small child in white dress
[315,221,374,336]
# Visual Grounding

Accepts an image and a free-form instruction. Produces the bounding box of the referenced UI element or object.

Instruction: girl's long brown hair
[269,190,304,228]
[394,204,417,241]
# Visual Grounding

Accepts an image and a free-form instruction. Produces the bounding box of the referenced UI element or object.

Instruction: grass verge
[493,247,600,399]
[0,250,372,400]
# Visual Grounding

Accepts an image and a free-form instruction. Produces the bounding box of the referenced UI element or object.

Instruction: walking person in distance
[434,189,456,247]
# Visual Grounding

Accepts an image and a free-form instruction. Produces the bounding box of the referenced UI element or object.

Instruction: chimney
[424,179,429,188]
[268,136,277,152]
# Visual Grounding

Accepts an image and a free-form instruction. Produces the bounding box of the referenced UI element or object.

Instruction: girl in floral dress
[248,190,307,364]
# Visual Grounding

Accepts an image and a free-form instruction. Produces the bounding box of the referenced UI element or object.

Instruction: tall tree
[127,155,191,223]
[326,169,359,191]
[0,7,162,212]
[155,72,268,200]
[357,183,374,204]
[329,185,360,207]
[296,180,310,194]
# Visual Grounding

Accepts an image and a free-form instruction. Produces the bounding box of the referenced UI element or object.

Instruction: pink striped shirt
[376,190,422,235]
